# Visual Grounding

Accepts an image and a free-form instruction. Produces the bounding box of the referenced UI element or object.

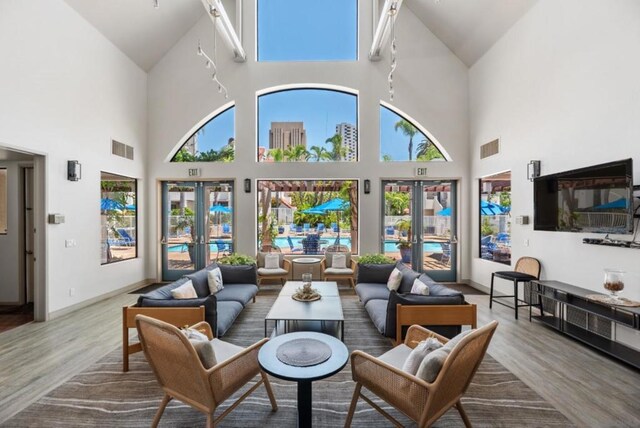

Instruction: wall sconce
[67,160,81,181]
[244,178,251,193]
[527,160,541,181]
[364,179,371,194]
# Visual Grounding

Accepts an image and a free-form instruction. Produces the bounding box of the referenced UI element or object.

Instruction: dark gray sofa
[355,262,471,340]
[137,262,258,337]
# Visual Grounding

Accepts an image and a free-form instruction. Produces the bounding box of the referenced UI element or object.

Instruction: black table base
[297,380,312,427]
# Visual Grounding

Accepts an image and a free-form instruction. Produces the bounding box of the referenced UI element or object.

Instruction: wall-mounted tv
[534,159,634,234]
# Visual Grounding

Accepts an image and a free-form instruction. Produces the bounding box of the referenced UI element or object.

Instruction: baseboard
[0,301,21,306]
[48,278,154,320]
[464,279,491,294]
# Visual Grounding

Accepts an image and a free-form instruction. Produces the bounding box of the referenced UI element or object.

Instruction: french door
[381,180,457,282]
[161,181,234,281]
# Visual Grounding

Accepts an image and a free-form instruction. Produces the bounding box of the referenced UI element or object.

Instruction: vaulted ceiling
[63,0,538,71]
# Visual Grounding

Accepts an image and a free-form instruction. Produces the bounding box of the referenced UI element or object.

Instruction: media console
[530,280,640,369]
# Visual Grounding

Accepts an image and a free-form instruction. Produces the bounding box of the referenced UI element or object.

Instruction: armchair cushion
[325,251,351,268]
[355,283,390,305]
[377,343,412,370]
[384,291,465,338]
[356,263,396,284]
[324,267,354,275]
[257,267,288,276]
[219,264,258,285]
[257,252,284,268]
[211,338,244,363]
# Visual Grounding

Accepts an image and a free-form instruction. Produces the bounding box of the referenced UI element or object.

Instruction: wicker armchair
[256,252,291,285]
[321,251,357,289]
[135,315,277,428]
[345,321,498,428]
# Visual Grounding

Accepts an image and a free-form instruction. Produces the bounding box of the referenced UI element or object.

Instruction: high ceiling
[63,0,538,71]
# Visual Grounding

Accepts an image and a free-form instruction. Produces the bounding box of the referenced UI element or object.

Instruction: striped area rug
[2,293,571,427]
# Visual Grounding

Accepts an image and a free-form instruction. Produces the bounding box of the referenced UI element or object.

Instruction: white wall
[0,162,26,303]
[0,0,148,313]
[469,0,640,299]
[146,0,470,280]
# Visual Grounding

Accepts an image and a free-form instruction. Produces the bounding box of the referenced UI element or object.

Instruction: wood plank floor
[1,290,639,426]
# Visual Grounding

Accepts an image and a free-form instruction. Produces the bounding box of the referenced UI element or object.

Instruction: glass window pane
[380,105,446,162]
[101,172,137,264]
[258,89,358,162]
[172,106,235,162]
[0,168,6,234]
[258,0,357,62]
[257,180,358,254]
[479,172,511,265]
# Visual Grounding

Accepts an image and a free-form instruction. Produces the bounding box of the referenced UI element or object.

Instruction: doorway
[381,180,457,282]
[161,181,234,281]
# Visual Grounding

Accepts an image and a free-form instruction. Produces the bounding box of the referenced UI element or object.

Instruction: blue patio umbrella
[101,198,124,211]
[437,200,507,216]
[306,198,350,242]
[125,204,136,211]
[300,208,325,215]
[209,204,232,213]
[593,198,627,210]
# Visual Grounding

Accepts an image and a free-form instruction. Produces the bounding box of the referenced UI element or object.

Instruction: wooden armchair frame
[395,303,477,346]
[320,257,357,289]
[122,305,205,372]
[257,258,292,286]
[345,321,498,428]
[136,315,277,428]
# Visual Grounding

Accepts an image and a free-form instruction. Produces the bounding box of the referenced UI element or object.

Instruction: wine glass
[603,269,625,301]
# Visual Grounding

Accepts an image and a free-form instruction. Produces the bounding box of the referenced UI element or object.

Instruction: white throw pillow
[171,280,198,299]
[332,254,347,269]
[207,267,224,294]
[264,254,281,269]
[401,338,443,375]
[387,268,403,291]
[410,278,430,295]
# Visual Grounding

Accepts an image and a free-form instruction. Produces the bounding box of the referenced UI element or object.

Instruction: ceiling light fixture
[369,0,403,60]
[152,0,159,8]
[201,0,246,62]
[197,40,229,99]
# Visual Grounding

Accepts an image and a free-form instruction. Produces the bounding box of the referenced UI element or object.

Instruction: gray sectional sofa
[355,262,474,340]
[137,262,258,337]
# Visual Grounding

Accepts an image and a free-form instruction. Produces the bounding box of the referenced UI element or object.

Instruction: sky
[379,106,430,161]
[257,0,357,62]
[193,106,234,153]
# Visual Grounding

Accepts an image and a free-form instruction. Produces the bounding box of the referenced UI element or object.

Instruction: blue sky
[257,0,357,61]
[379,106,429,161]
[258,89,357,151]
[194,107,235,153]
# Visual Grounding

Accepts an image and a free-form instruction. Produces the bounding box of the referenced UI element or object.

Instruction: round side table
[258,332,349,428]
[292,257,322,280]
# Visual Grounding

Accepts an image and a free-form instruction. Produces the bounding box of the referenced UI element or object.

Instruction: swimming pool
[273,236,443,253]
[168,242,231,253]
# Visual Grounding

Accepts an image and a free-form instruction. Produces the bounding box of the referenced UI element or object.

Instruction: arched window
[257,0,357,61]
[257,87,358,162]
[379,104,447,162]
[171,105,235,162]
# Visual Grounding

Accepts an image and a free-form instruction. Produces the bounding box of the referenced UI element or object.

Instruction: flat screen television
[534,159,634,234]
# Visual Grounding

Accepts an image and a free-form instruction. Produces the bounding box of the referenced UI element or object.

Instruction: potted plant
[173,208,197,263]
[218,253,256,265]
[396,239,412,263]
[356,253,397,285]
[357,254,395,265]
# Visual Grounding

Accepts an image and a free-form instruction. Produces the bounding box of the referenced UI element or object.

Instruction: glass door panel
[382,182,414,268]
[205,182,234,265]
[421,181,456,282]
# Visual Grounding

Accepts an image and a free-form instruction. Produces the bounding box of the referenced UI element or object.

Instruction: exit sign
[415,167,428,177]
[188,168,201,177]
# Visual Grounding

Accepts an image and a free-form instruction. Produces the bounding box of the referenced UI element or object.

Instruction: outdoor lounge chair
[317,223,325,234]
[222,223,231,235]
[215,240,232,259]
[331,222,339,233]
[303,223,311,233]
[116,228,135,246]
[287,236,303,253]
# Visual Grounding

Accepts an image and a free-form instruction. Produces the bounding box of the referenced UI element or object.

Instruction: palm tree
[284,145,309,161]
[268,148,285,162]
[308,145,330,162]
[394,119,418,161]
[382,154,393,162]
[325,134,347,161]
[416,138,443,161]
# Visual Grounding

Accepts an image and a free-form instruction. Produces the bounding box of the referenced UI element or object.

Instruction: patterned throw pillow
[410,278,430,295]
[171,280,198,299]
[207,267,224,294]
[332,254,347,269]
[401,337,443,375]
[387,268,403,291]
[264,254,281,269]
[182,328,217,369]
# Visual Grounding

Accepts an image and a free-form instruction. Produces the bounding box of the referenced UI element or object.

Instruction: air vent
[480,139,500,159]
[112,140,134,160]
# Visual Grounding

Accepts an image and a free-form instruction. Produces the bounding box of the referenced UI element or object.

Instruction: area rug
[2,294,571,427]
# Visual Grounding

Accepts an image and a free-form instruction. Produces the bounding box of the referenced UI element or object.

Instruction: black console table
[530,280,640,369]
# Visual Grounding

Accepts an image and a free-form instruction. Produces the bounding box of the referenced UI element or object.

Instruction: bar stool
[490,257,541,319]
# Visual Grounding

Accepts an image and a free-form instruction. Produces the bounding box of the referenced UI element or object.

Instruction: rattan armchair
[256,252,291,286]
[321,250,357,289]
[135,315,277,428]
[345,321,498,428]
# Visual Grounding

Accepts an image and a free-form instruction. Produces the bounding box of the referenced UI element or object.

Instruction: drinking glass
[603,269,625,301]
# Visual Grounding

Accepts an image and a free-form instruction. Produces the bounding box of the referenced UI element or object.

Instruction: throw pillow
[207,267,224,294]
[332,254,347,269]
[182,328,217,369]
[264,253,280,269]
[387,268,403,291]
[410,278,430,295]
[415,329,473,382]
[171,280,198,299]
[401,337,443,375]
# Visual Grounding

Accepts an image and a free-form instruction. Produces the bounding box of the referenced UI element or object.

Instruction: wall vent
[112,140,134,160]
[480,139,500,159]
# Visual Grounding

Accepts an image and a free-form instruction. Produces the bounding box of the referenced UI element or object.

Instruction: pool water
[168,242,230,252]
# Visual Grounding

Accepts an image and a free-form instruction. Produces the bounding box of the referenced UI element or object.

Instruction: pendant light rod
[369,0,403,61]
[201,0,246,62]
